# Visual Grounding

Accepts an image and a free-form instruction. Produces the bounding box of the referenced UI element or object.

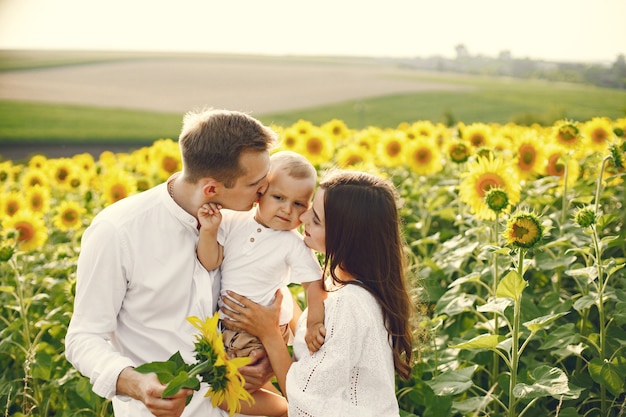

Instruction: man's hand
[238,348,274,392]
[117,367,193,417]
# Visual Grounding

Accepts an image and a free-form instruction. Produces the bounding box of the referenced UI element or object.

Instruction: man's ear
[202,179,219,197]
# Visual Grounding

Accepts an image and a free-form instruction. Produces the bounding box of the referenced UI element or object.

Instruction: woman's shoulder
[328,283,380,314]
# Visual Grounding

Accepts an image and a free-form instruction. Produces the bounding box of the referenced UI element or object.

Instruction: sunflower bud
[485,188,509,213]
[575,207,596,228]
[503,212,544,249]
[448,141,470,164]
[608,142,624,170]
[0,245,14,262]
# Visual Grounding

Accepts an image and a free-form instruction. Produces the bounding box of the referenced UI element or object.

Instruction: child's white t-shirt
[217,209,322,325]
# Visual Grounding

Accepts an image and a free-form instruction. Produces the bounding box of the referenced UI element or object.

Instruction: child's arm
[302,280,327,353]
[196,203,223,271]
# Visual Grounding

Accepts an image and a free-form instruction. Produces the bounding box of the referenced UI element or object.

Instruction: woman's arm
[221,290,293,396]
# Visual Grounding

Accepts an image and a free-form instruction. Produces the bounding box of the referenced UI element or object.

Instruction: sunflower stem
[508,248,525,417]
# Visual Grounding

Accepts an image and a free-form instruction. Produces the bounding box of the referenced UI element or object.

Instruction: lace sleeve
[286,286,398,417]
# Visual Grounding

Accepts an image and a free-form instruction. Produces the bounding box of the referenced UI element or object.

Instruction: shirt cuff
[92,357,136,399]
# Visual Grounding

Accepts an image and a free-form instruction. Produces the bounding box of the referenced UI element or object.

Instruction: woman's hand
[220,290,283,342]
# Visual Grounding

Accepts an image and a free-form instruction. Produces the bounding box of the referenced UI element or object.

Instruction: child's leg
[219,384,288,417]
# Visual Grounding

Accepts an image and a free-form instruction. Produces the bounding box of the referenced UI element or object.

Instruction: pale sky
[0,0,624,63]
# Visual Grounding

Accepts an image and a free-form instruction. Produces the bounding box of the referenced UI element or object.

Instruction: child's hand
[197,203,222,232]
[305,321,326,354]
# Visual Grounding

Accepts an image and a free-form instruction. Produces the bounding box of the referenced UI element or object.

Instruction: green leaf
[565,266,598,284]
[589,358,625,397]
[0,285,14,292]
[539,323,580,350]
[477,297,512,315]
[573,294,597,311]
[523,312,569,333]
[425,365,477,396]
[512,366,570,399]
[450,334,506,350]
[496,270,527,301]
[135,360,179,384]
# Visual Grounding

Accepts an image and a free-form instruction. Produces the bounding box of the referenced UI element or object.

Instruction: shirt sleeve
[286,290,378,416]
[65,219,135,399]
[287,236,322,284]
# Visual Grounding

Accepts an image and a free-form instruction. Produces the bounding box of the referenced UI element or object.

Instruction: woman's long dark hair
[320,170,413,379]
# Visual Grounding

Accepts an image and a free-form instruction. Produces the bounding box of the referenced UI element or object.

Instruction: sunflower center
[475,173,505,197]
[110,184,128,201]
[161,156,179,174]
[470,134,486,147]
[62,210,78,224]
[306,137,323,155]
[547,154,565,176]
[386,141,401,157]
[591,128,608,143]
[16,221,35,242]
[413,148,432,164]
[557,125,578,144]
[519,144,536,169]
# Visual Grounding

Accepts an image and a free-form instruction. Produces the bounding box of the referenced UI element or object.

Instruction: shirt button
[250,237,255,242]
[257,228,262,233]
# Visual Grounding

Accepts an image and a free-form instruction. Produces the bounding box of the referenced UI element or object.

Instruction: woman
[222,170,414,417]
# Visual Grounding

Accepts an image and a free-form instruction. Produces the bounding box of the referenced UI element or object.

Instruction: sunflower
[503,211,544,249]
[0,161,16,189]
[272,127,299,153]
[28,154,48,170]
[459,156,521,220]
[334,143,373,168]
[406,120,436,140]
[25,185,50,214]
[48,158,78,190]
[582,117,614,154]
[101,169,138,206]
[21,168,49,189]
[187,314,253,416]
[54,200,87,231]
[150,139,182,181]
[542,145,580,187]
[405,137,443,175]
[72,152,98,178]
[512,130,545,180]
[2,210,48,252]
[298,127,334,167]
[292,119,314,136]
[446,139,472,164]
[376,131,407,168]
[1,191,25,217]
[551,120,583,150]
[461,123,492,149]
[321,118,351,140]
[352,127,379,152]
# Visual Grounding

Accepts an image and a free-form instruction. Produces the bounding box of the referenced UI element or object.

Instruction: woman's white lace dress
[286,284,400,417]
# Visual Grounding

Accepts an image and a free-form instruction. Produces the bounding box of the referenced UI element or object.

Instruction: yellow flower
[101,169,138,206]
[406,120,436,140]
[512,131,545,180]
[321,118,351,140]
[503,211,544,249]
[299,127,334,167]
[0,161,16,189]
[405,137,443,175]
[335,143,373,168]
[48,158,78,190]
[459,156,521,220]
[72,152,98,179]
[551,119,583,150]
[2,210,48,252]
[25,185,50,214]
[462,123,492,149]
[21,168,49,189]
[292,119,314,136]
[582,117,614,154]
[28,154,48,170]
[376,131,407,168]
[1,191,25,217]
[53,200,86,231]
[542,145,580,187]
[150,139,182,181]
[446,139,472,164]
[275,127,301,153]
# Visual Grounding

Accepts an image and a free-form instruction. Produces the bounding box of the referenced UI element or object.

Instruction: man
[66,108,276,417]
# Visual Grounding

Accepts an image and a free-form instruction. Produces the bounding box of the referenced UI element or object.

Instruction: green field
[1,50,625,145]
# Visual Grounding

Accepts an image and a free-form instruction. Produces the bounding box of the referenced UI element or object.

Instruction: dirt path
[0,55,466,114]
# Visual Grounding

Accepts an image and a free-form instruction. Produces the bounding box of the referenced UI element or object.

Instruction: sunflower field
[1,116,625,417]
